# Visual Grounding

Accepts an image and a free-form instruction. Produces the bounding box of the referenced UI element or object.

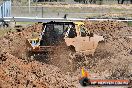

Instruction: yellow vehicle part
[74,22,84,26]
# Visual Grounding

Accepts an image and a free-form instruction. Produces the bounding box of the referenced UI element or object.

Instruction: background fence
[0,1,11,18]
[11,5,132,18]
[0,0,132,18]
[10,0,132,18]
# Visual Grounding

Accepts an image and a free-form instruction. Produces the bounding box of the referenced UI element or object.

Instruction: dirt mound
[0,21,132,87]
[0,23,42,58]
[99,13,132,18]
[85,20,128,35]
[83,21,132,80]
[0,23,80,88]
[0,51,79,88]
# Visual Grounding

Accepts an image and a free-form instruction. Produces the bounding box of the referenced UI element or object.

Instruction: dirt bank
[0,21,132,87]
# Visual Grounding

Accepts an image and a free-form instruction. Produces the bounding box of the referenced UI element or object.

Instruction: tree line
[74,0,132,4]
[118,0,132,4]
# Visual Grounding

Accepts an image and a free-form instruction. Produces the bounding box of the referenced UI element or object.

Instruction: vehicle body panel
[64,34,104,55]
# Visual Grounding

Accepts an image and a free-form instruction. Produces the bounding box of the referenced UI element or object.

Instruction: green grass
[0,22,35,38]
[0,28,16,38]
[16,22,36,25]
[0,28,10,37]
[127,22,132,27]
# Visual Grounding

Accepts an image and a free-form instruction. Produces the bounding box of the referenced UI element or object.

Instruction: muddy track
[0,21,132,87]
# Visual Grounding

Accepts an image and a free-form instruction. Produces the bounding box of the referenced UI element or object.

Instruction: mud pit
[0,21,132,87]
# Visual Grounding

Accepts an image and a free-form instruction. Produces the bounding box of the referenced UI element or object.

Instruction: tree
[89,0,96,4]
[37,0,64,2]
[118,0,132,4]
[98,0,103,5]
[74,0,97,4]
[74,0,81,3]
[118,0,125,4]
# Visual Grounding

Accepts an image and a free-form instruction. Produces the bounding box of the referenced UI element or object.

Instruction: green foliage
[127,22,132,27]
[0,28,16,38]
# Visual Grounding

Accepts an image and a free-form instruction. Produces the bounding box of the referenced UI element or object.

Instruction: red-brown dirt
[0,21,132,87]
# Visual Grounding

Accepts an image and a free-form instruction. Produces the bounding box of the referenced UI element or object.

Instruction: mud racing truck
[26,21,104,57]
